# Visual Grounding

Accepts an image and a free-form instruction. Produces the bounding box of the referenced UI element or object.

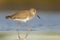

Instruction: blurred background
[0,0,60,40]
[0,0,60,31]
[0,0,60,11]
[0,0,60,32]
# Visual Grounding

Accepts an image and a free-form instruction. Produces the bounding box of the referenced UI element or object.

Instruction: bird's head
[29,8,40,19]
[29,8,37,15]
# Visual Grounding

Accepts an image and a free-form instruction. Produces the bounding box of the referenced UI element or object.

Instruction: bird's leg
[25,22,33,31]
[16,21,21,40]
[24,22,33,40]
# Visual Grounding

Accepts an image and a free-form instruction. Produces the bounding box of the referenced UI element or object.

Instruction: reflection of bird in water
[19,34,28,40]
[19,38,27,40]
[6,8,40,40]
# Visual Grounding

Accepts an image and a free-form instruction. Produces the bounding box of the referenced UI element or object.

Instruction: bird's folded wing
[11,10,29,19]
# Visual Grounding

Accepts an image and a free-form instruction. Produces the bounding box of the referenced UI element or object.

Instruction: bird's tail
[5,16,11,19]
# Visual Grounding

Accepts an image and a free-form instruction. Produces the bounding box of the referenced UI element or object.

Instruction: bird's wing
[11,10,29,19]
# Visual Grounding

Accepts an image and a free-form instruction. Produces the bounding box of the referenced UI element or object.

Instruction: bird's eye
[33,9,36,13]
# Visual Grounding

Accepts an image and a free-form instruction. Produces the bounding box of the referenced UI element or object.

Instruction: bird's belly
[14,17,29,22]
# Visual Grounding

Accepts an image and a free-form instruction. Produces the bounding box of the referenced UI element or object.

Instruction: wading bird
[6,8,40,40]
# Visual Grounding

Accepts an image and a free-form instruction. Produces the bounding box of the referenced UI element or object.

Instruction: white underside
[13,17,29,22]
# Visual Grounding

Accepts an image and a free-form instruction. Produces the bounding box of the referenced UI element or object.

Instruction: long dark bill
[37,15,40,19]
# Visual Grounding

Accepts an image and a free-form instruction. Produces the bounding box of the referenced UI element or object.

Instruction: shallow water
[0,11,60,33]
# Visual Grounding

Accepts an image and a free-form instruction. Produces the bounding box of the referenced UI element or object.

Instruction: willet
[6,8,40,22]
[6,8,40,40]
